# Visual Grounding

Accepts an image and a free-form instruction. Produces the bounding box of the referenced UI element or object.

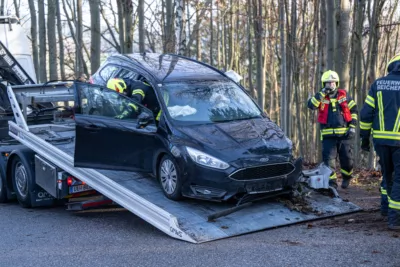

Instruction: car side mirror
[137,112,153,129]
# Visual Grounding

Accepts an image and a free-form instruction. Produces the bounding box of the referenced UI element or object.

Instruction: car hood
[175,118,293,165]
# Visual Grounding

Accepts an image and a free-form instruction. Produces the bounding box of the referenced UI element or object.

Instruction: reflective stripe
[128,103,138,111]
[338,97,347,104]
[360,121,372,130]
[329,173,337,179]
[321,127,348,135]
[132,89,145,98]
[373,131,400,140]
[381,187,387,195]
[311,97,320,107]
[377,91,385,131]
[393,109,400,132]
[340,169,353,176]
[319,92,326,98]
[388,196,400,210]
[331,99,337,111]
[349,124,356,128]
[365,95,375,108]
[348,100,356,109]
[156,91,170,121]
[351,114,358,120]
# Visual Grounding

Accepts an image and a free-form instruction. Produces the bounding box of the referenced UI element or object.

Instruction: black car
[74,53,302,202]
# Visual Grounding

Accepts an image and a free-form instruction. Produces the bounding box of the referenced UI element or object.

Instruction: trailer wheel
[158,154,183,200]
[0,176,7,203]
[11,156,34,208]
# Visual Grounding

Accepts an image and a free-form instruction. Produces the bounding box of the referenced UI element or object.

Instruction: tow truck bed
[11,123,360,243]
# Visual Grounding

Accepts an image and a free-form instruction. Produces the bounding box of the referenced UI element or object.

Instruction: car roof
[108,53,226,83]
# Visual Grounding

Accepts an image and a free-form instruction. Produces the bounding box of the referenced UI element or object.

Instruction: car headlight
[186,147,229,170]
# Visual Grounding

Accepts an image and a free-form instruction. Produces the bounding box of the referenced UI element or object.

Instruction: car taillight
[67,176,74,186]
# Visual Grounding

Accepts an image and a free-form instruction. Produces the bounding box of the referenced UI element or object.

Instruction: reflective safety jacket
[308,89,358,139]
[360,62,400,146]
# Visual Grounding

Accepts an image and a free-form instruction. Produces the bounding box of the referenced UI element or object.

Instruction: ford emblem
[260,157,269,162]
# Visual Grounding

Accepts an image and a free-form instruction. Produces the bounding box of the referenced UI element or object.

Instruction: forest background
[4,0,400,169]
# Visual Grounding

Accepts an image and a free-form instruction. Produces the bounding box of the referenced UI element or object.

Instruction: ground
[308,167,399,238]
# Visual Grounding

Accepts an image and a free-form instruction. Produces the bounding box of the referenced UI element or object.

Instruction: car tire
[11,156,34,208]
[0,176,7,203]
[158,154,183,201]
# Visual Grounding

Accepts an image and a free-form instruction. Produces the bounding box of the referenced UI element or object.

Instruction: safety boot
[341,177,352,189]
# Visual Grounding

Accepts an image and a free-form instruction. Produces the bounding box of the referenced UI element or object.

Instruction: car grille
[229,162,295,181]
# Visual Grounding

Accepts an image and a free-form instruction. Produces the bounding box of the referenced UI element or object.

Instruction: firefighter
[360,54,400,230]
[107,77,165,120]
[308,70,358,189]
[106,77,139,119]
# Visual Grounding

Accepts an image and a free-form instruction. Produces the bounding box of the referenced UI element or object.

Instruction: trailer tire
[0,176,7,203]
[158,154,183,201]
[11,156,34,208]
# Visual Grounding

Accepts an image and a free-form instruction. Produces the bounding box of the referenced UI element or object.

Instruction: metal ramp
[8,120,361,243]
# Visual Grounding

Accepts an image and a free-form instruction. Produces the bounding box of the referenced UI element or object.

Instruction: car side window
[99,64,120,82]
[117,68,138,80]
[75,83,155,124]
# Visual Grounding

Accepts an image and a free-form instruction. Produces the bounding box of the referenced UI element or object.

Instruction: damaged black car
[74,53,302,202]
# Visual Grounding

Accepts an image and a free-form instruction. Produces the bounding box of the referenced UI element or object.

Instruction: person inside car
[107,77,166,121]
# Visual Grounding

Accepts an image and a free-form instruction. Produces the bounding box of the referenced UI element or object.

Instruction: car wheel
[158,154,183,200]
[0,176,7,203]
[11,156,34,208]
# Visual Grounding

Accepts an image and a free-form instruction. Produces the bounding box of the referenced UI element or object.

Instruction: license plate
[69,184,92,194]
[246,179,283,194]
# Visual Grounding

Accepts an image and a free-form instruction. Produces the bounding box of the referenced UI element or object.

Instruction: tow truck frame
[0,81,362,243]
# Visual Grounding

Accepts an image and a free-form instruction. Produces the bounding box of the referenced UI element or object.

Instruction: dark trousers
[375,145,400,226]
[322,138,354,180]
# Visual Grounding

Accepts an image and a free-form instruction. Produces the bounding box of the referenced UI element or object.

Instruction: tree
[38,0,47,82]
[89,0,101,74]
[28,0,39,82]
[47,0,58,80]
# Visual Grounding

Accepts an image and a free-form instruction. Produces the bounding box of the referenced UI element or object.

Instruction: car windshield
[161,80,262,123]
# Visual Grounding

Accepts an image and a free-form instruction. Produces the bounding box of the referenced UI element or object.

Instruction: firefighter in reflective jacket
[107,78,166,120]
[308,70,358,189]
[360,54,400,231]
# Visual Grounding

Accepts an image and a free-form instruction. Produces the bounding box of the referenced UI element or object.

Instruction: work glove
[361,137,370,152]
[346,127,356,139]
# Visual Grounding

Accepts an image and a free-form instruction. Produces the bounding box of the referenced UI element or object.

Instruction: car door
[73,82,158,172]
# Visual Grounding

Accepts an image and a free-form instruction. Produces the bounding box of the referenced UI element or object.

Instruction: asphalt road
[0,201,399,267]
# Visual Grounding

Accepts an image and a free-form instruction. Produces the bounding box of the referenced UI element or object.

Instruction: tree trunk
[175,0,186,55]
[38,0,47,82]
[336,0,350,89]
[247,0,253,98]
[76,0,83,78]
[253,0,264,111]
[56,0,65,80]
[13,0,20,19]
[279,0,286,131]
[209,1,213,65]
[138,0,145,53]
[164,0,174,53]
[28,0,39,82]
[89,0,101,74]
[47,0,58,80]
[325,0,336,70]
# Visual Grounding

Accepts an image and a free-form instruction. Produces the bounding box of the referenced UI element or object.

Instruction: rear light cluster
[66,176,85,186]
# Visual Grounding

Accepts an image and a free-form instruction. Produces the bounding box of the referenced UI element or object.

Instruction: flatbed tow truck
[0,20,361,244]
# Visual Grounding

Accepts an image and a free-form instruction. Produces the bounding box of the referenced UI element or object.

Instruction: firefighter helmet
[107,78,127,93]
[387,54,400,73]
[321,70,340,88]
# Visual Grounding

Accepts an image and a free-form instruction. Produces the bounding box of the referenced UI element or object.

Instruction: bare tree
[138,0,145,53]
[28,0,39,81]
[336,0,350,89]
[56,0,65,79]
[89,0,101,73]
[13,0,20,18]
[326,0,336,69]
[175,0,186,54]
[38,0,47,82]
[47,0,58,80]
[253,0,264,110]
